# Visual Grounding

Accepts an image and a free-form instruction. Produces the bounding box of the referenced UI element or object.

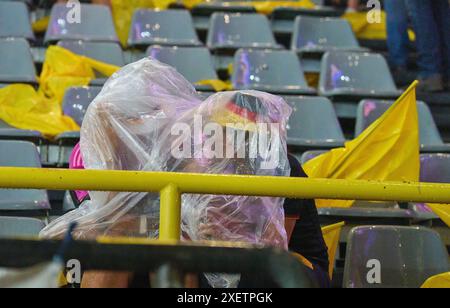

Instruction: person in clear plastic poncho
[40,58,292,288]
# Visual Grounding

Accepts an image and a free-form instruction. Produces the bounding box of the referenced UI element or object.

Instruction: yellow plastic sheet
[32,16,50,34]
[343,11,415,41]
[321,222,344,278]
[421,272,450,288]
[0,46,120,138]
[303,82,420,208]
[195,79,233,92]
[110,0,176,47]
[182,0,316,14]
[427,204,450,228]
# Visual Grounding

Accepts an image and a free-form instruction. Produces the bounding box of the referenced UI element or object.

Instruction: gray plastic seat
[292,16,362,54]
[207,13,281,51]
[44,4,118,44]
[319,52,401,99]
[232,49,315,95]
[57,40,124,67]
[355,100,450,153]
[283,96,345,149]
[57,40,124,85]
[0,140,50,211]
[0,217,45,238]
[344,226,449,288]
[147,46,218,91]
[129,9,201,47]
[0,38,37,84]
[0,1,34,40]
[410,154,450,221]
[61,86,102,127]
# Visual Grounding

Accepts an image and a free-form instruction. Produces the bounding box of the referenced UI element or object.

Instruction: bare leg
[81,271,133,288]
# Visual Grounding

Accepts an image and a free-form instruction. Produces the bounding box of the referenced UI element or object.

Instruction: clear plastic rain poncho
[40,58,292,288]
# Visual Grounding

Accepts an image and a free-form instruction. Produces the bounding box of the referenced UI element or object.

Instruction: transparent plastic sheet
[40,58,291,288]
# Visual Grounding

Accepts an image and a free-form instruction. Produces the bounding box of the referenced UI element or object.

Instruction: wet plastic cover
[40,58,292,288]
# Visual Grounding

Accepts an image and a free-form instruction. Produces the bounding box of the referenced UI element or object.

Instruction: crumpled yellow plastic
[0,46,120,138]
[426,204,450,228]
[421,272,450,288]
[343,11,415,41]
[195,79,233,92]
[32,16,50,34]
[321,222,344,278]
[303,82,420,208]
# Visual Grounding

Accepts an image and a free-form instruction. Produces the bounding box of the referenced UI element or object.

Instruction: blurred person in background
[405,0,450,92]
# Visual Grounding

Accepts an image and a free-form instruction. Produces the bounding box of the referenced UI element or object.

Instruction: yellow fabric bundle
[0,46,120,138]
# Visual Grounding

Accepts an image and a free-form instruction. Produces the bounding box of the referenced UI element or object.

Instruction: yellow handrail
[0,167,449,240]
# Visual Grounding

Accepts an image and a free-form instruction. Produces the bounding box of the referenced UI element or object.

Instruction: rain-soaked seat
[128,9,201,48]
[355,100,450,153]
[0,216,45,238]
[0,140,50,213]
[283,96,345,150]
[0,38,37,84]
[147,46,218,92]
[343,226,449,288]
[232,49,315,95]
[319,51,401,99]
[0,1,34,41]
[207,13,281,51]
[44,3,118,44]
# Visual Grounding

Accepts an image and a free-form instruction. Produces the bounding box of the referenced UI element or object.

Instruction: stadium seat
[147,46,218,91]
[283,96,345,150]
[53,86,102,166]
[57,40,124,67]
[0,140,50,212]
[410,154,450,221]
[343,226,449,288]
[44,4,118,44]
[57,40,124,85]
[231,49,315,95]
[0,38,37,84]
[128,9,201,48]
[207,13,281,51]
[291,16,363,54]
[0,217,45,238]
[355,100,450,153]
[319,52,401,99]
[0,1,34,41]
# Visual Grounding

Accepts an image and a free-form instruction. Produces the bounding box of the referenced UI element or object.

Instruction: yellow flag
[321,222,345,278]
[421,272,450,288]
[427,204,450,227]
[304,81,420,208]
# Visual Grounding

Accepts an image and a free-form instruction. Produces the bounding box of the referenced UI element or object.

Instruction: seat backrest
[0,38,36,84]
[291,16,359,52]
[283,96,345,142]
[57,40,124,67]
[300,150,327,165]
[420,154,450,183]
[62,86,102,126]
[147,46,217,83]
[129,9,200,47]
[0,1,34,40]
[207,13,278,50]
[355,99,443,146]
[319,52,398,95]
[344,226,449,288]
[232,49,309,91]
[0,217,45,238]
[0,140,50,210]
[44,3,118,44]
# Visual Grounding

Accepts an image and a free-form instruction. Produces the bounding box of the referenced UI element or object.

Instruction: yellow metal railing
[1,167,450,240]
